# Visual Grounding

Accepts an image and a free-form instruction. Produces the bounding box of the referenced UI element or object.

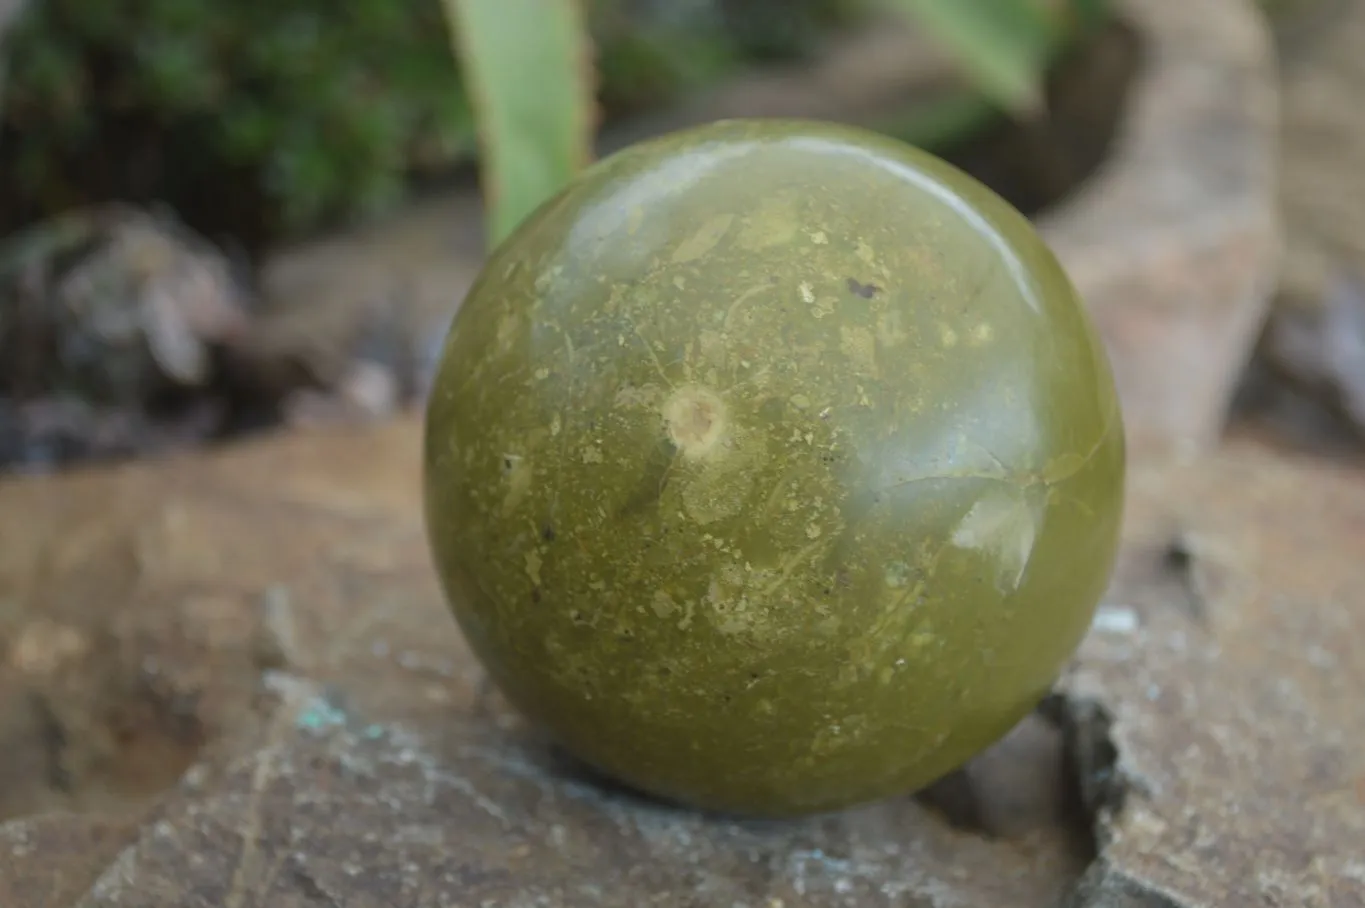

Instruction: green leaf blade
[879,0,1055,114]
[443,0,596,249]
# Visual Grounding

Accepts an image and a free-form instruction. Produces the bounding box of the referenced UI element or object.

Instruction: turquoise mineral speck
[296,698,348,733]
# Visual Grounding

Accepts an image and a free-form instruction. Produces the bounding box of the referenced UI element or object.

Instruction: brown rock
[0,445,296,820]
[0,205,253,470]
[1055,439,1365,907]
[1038,0,1280,456]
[232,193,488,410]
[4,410,1365,905]
[1276,0,1365,278]
[60,680,1090,908]
[1256,256,1365,438]
[0,811,148,908]
[1,420,1088,907]
[1236,0,1365,451]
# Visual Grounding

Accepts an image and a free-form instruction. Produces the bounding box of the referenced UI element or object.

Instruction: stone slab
[3,416,1363,906]
[1038,0,1280,455]
[0,419,1088,908]
[1057,440,1365,907]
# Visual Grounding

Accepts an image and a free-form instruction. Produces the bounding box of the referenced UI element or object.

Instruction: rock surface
[0,205,253,471]
[2,414,1363,907]
[1,418,1091,907]
[1036,0,1279,456]
[1054,441,1365,907]
[1235,0,1365,449]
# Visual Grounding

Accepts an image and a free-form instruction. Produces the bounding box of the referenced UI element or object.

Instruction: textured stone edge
[1064,861,1195,908]
[1043,693,1192,908]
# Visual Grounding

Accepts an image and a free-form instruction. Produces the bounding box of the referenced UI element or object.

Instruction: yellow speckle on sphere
[651,590,678,618]
[663,385,729,460]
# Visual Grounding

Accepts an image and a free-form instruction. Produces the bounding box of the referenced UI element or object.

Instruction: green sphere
[423,118,1124,817]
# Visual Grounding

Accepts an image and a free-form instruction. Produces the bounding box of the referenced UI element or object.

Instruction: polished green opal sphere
[423,118,1125,817]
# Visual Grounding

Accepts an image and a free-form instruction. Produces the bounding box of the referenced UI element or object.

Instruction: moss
[0,0,862,250]
[0,0,476,247]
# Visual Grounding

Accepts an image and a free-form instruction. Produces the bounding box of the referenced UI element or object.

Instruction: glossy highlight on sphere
[423,118,1125,817]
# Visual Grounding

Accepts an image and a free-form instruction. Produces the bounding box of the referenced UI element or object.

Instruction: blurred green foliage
[0,0,1112,252]
[455,0,1112,246]
[445,0,594,246]
[878,0,1110,113]
[0,0,862,249]
[1,0,477,246]
[592,0,864,116]
[447,0,867,248]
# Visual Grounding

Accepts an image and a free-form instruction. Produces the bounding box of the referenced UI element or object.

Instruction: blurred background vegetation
[2,0,1349,471]
[0,0,1118,254]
